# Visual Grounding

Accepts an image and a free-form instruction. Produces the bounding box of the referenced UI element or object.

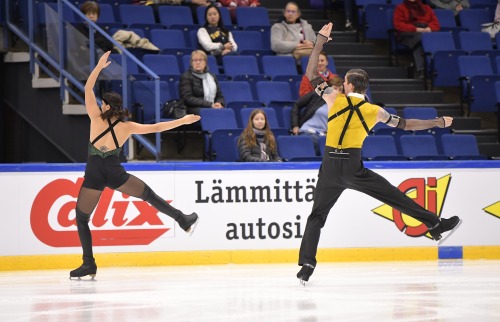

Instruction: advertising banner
[1,162,500,257]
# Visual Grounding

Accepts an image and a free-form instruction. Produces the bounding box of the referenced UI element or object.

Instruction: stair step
[370,79,425,91]
[371,91,444,105]
[333,55,391,67]
[478,143,500,158]
[450,117,482,131]
[337,66,408,79]
[323,43,376,56]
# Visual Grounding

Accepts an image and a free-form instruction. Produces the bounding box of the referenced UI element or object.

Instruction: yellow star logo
[484,201,500,219]
[372,174,451,238]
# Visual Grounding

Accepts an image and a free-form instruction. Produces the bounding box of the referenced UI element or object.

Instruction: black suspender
[328,96,368,159]
[91,119,121,149]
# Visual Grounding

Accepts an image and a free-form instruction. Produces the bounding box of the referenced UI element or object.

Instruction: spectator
[179,50,225,115]
[218,0,261,24]
[299,51,337,97]
[270,2,316,63]
[238,109,282,162]
[197,4,238,64]
[429,0,469,16]
[292,76,343,155]
[77,1,159,53]
[394,0,440,79]
[75,1,115,53]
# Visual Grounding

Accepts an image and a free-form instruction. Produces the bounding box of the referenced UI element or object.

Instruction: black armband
[396,117,406,129]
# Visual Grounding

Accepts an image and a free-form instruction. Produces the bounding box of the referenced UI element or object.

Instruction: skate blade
[438,219,463,246]
[69,274,96,281]
[186,218,199,237]
[299,278,306,286]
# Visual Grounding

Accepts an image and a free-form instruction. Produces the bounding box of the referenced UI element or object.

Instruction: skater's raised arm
[376,108,453,130]
[305,23,332,89]
[85,51,112,120]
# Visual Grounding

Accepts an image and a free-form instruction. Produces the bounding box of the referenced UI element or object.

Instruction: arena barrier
[1,161,499,271]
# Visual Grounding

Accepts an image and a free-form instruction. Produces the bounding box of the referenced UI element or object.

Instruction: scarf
[253,128,268,161]
[403,0,426,21]
[191,67,217,104]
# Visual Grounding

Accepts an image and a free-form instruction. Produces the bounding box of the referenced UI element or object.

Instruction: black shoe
[177,212,199,236]
[297,263,315,285]
[70,257,97,280]
[428,216,461,244]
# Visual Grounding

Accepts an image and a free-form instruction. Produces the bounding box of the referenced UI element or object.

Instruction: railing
[4,0,164,161]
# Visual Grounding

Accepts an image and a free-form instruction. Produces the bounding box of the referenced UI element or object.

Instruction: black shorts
[81,155,130,191]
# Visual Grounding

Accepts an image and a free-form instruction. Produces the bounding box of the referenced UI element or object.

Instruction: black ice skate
[297,263,315,286]
[70,257,97,281]
[177,212,199,236]
[428,216,462,245]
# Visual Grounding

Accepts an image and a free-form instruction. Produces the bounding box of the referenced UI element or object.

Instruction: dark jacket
[291,91,327,129]
[179,70,225,112]
[75,23,115,52]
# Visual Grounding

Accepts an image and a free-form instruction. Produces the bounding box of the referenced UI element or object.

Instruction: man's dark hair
[346,68,369,94]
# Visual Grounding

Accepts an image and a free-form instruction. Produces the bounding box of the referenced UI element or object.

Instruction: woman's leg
[70,186,102,278]
[115,175,199,233]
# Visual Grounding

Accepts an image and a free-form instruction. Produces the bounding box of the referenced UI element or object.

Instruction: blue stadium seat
[403,107,438,120]
[373,127,407,154]
[261,56,298,78]
[222,55,262,78]
[200,108,239,159]
[142,54,181,76]
[400,135,448,160]
[235,7,270,28]
[458,55,500,114]
[441,134,487,160]
[231,30,273,56]
[119,5,158,27]
[132,80,172,123]
[362,135,407,161]
[421,32,467,89]
[458,8,492,31]
[277,136,317,161]
[211,129,243,161]
[158,5,195,28]
[363,4,395,40]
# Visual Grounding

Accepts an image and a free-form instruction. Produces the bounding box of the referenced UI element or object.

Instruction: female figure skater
[71,51,200,279]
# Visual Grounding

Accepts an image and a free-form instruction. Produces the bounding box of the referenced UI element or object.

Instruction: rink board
[1,161,499,270]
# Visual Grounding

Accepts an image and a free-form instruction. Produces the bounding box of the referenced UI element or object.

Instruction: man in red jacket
[393,0,440,78]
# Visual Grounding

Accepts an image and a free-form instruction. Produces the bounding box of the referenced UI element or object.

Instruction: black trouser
[298,147,440,266]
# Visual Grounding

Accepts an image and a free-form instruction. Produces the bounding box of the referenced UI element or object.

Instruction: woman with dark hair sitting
[197,4,238,63]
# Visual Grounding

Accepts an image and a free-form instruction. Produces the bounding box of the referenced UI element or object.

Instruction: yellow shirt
[326,94,379,149]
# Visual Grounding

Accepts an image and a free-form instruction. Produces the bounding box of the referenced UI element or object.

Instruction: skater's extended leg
[115,175,198,233]
[349,169,459,241]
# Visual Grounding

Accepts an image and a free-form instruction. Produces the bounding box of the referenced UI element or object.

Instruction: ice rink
[1,260,499,322]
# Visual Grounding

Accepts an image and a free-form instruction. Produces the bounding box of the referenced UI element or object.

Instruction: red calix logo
[31,178,170,247]
[372,174,451,238]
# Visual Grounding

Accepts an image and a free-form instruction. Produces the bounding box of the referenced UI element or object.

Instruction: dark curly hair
[101,91,131,121]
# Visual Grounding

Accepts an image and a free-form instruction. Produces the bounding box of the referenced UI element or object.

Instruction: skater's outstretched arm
[305,23,332,89]
[85,51,112,120]
[125,114,201,135]
[376,108,453,130]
